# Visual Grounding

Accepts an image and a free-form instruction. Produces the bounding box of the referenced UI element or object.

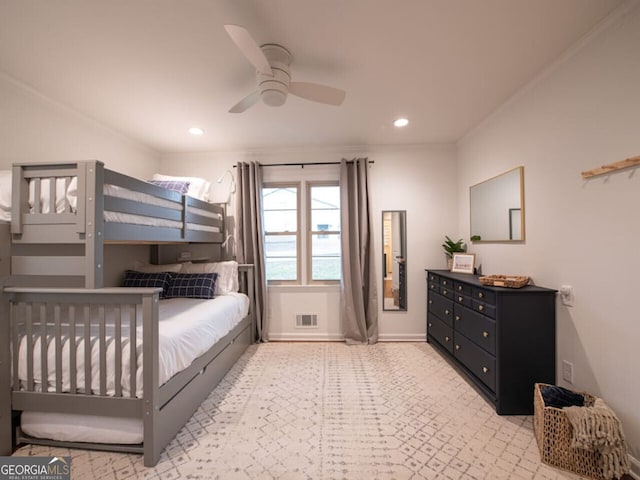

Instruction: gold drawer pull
[482,367,489,374]
[457,285,462,291]
[429,299,433,304]
[458,296,463,302]
[455,344,460,350]
[478,292,484,299]
[455,315,460,321]
[428,322,432,328]
[445,309,450,315]
[431,285,436,289]
[483,331,489,338]
[443,289,448,295]
[443,280,448,286]
[445,336,450,342]
[478,305,484,312]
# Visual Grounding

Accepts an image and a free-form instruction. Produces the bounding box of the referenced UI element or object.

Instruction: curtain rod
[234,160,374,168]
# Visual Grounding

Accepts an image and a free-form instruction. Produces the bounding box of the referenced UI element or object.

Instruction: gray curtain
[235,161,269,342]
[340,158,378,344]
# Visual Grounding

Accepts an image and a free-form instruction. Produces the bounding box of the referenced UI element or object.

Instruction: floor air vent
[296,314,318,328]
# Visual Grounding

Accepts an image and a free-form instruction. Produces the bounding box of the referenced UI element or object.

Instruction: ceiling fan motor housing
[258,44,291,107]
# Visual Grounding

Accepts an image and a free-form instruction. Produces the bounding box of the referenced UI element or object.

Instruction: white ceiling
[0,0,623,154]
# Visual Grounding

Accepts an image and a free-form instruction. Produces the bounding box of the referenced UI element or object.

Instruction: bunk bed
[0,161,255,467]
[9,160,225,288]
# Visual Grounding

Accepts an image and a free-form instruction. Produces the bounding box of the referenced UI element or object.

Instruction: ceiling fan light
[394,118,409,128]
[262,89,287,107]
[188,127,204,135]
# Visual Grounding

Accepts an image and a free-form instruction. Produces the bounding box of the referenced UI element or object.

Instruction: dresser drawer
[440,276,454,289]
[472,287,496,305]
[428,276,440,293]
[472,299,496,319]
[440,285,454,299]
[454,333,496,392]
[455,293,472,308]
[454,305,496,355]
[454,281,471,296]
[428,312,454,353]
[428,292,454,326]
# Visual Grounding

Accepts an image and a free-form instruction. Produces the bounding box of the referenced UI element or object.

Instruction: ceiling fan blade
[289,82,346,106]
[229,90,260,113]
[224,24,273,76]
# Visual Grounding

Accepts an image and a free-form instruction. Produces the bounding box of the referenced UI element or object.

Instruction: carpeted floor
[12,342,583,479]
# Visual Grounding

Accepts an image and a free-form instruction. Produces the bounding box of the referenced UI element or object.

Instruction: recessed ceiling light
[394,118,409,128]
[189,127,204,136]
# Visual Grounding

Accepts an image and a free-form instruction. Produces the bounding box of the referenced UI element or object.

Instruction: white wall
[161,144,458,341]
[0,72,159,176]
[457,2,640,464]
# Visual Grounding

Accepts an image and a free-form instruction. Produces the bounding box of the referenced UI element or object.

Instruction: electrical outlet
[559,285,574,306]
[562,360,574,384]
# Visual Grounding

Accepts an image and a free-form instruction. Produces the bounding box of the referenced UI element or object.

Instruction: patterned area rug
[13,342,581,479]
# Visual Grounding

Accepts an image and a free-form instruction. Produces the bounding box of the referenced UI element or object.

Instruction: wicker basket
[533,383,609,480]
[478,274,530,288]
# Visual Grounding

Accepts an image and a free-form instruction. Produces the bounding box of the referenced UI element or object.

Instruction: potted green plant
[442,236,466,270]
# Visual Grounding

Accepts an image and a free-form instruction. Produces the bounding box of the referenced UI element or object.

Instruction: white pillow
[131,260,184,273]
[0,170,11,221]
[181,260,239,294]
[152,173,211,202]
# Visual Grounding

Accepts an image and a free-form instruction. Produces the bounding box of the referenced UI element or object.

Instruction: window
[263,184,299,282]
[262,181,340,284]
[308,183,340,282]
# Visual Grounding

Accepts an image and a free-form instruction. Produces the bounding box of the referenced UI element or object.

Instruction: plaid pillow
[147,179,190,195]
[122,270,173,298]
[166,273,218,299]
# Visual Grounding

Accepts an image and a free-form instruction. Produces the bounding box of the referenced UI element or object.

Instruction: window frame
[262,182,301,285]
[306,181,341,285]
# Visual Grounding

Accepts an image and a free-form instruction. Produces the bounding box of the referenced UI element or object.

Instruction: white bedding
[17,293,249,397]
[20,293,249,445]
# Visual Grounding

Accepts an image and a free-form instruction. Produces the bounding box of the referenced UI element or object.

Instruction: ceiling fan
[224,24,346,113]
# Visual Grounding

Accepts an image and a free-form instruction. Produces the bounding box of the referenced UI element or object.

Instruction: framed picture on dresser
[451,253,475,274]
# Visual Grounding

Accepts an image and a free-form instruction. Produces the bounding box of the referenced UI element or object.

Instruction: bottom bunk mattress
[17,293,250,445]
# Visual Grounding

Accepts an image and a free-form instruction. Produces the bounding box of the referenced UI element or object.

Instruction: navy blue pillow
[122,270,173,298]
[166,273,218,299]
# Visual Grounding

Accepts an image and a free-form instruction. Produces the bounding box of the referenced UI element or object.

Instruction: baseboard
[268,332,345,342]
[630,454,640,479]
[378,333,426,342]
[269,332,427,342]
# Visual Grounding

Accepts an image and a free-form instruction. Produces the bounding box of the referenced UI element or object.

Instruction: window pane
[264,210,297,233]
[265,234,297,257]
[312,257,341,281]
[311,233,340,280]
[311,185,340,209]
[265,234,297,281]
[263,186,297,210]
[311,209,340,232]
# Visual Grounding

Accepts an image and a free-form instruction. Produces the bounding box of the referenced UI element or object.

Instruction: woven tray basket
[478,274,529,288]
[533,383,608,480]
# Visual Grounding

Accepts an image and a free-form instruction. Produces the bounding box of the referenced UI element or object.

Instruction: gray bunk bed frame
[0,161,255,467]
[10,159,224,288]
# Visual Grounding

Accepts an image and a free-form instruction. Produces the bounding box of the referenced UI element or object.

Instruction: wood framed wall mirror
[470,166,525,242]
[382,210,407,311]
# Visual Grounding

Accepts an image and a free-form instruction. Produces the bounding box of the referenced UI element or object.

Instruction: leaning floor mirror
[382,210,407,311]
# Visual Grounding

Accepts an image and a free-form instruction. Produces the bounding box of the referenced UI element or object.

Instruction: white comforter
[17,293,249,398]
